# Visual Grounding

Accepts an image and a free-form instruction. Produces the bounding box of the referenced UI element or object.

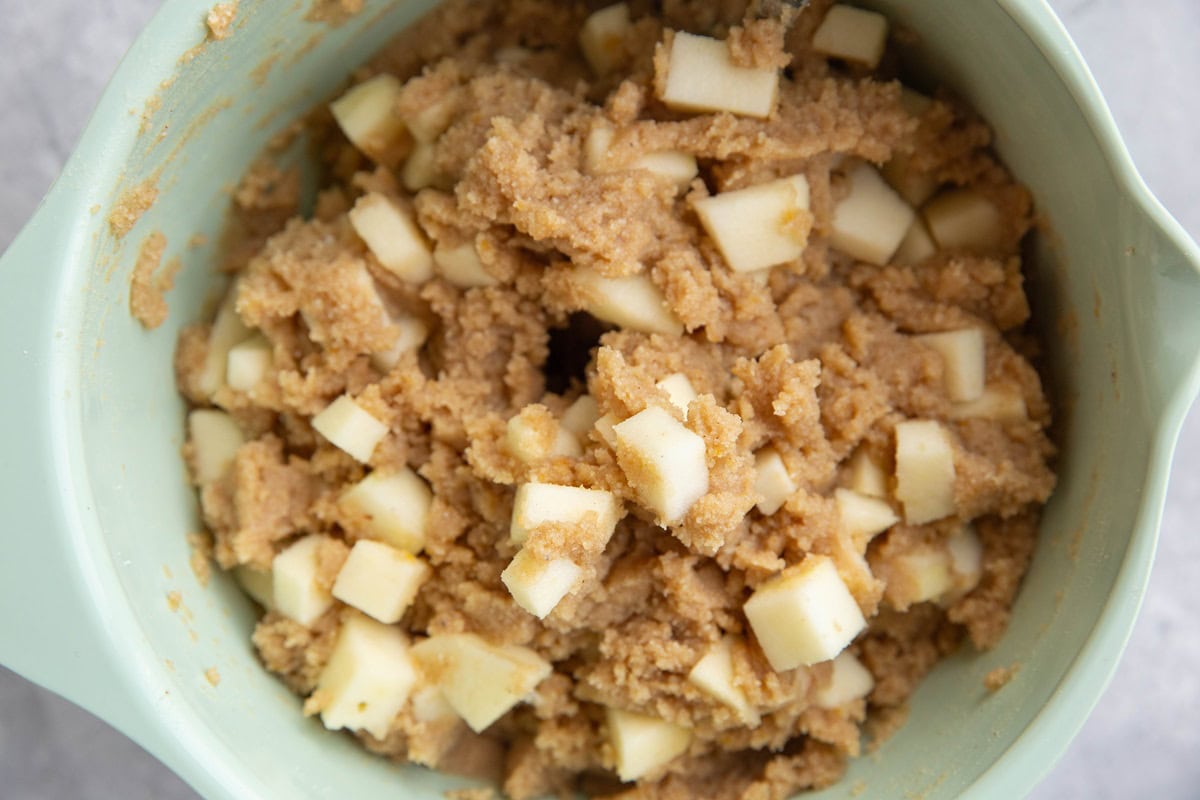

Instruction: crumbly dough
[206,2,238,40]
[176,2,1056,798]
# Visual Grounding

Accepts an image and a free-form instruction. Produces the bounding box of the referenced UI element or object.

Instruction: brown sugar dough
[175,1,1057,798]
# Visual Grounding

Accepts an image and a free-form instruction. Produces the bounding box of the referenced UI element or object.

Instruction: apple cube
[947,384,1028,422]
[560,395,600,440]
[312,394,389,464]
[835,488,898,546]
[273,534,336,627]
[332,539,431,624]
[501,548,583,619]
[574,268,683,335]
[339,467,432,554]
[634,151,699,189]
[894,420,957,525]
[915,328,985,403]
[655,372,698,419]
[410,684,457,723]
[891,549,954,606]
[743,555,866,671]
[507,411,582,463]
[606,707,692,782]
[348,192,434,283]
[811,5,889,69]
[881,153,939,207]
[660,31,778,119]
[410,633,552,732]
[234,565,274,610]
[370,312,429,373]
[845,448,887,498]
[315,614,420,739]
[754,448,796,516]
[188,409,244,484]
[813,651,875,709]
[593,413,619,447]
[687,637,759,724]
[434,242,497,289]
[510,483,622,546]
[694,175,812,273]
[892,216,938,265]
[401,141,442,192]
[899,87,933,117]
[330,73,410,167]
[830,162,916,265]
[947,524,984,593]
[579,3,632,76]
[923,188,1005,252]
[612,406,709,525]
[198,288,252,397]
[584,124,615,173]
[226,333,272,392]
[402,95,455,144]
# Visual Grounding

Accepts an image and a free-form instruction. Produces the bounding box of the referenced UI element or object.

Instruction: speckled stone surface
[1,2,1198,798]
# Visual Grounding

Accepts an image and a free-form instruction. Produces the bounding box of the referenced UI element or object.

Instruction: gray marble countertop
[2,1,1198,797]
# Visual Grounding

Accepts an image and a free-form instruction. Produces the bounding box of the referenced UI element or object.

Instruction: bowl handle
[1132,205,1200,415]
[0,209,156,745]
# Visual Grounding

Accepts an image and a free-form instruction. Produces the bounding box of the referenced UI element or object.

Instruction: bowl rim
[1,0,1199,798]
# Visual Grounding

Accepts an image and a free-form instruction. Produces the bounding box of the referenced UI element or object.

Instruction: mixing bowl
[1,1,1198,797]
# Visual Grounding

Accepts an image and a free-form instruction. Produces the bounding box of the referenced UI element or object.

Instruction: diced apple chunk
[811,5,889,69]
[606,707,692,782]
[579,3,632,76]
[401,141,442,192]
[923,188,1005,252]
[892,216,938,264]
[339,467,432,554]
[891,549,954,606]
[226,333,272,392]
[835,488,898,545]
[560,395,600,440]
[881,153,939,207]
[233,566,274,610]
[899,87,933,117]
[330,74,409,167]
[814,651,875,709]
[411,633,552,732]
[633,151,699,189]
[947,525,984,593]
[655,373,698,418]
[403,95,455,144]
[501,548,583,619]
[273,534,336,627]
[947,384,1028,421]
[584,124,615,173]
[613,406,709,525]
[660,31,778,118]
[188,409,244,484]
[694,175,812,273]
[845,448,887,498]
[348,192,434,283]
[894,420,957,525]
[332,539,430,624]
[370,312,429,373]
[593,413,618,447]
[315,614,420,739]
[433,243,497,288]
[410,684,456,723]
[915,328,985,402]
[743,555,866,671]
[687,637,759,724]
[754,448,796,516]
[574,268,683,335]
[831,162,916,265]
[199,288,252,397]
[312,394,389,464]
[507,412,581,464]
[510,483,623,545]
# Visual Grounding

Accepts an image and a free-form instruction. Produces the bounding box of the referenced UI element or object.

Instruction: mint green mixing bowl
[1,1,1198,798]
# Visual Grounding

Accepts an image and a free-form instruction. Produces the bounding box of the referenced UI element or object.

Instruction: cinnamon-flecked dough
[175,1,1055,798]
